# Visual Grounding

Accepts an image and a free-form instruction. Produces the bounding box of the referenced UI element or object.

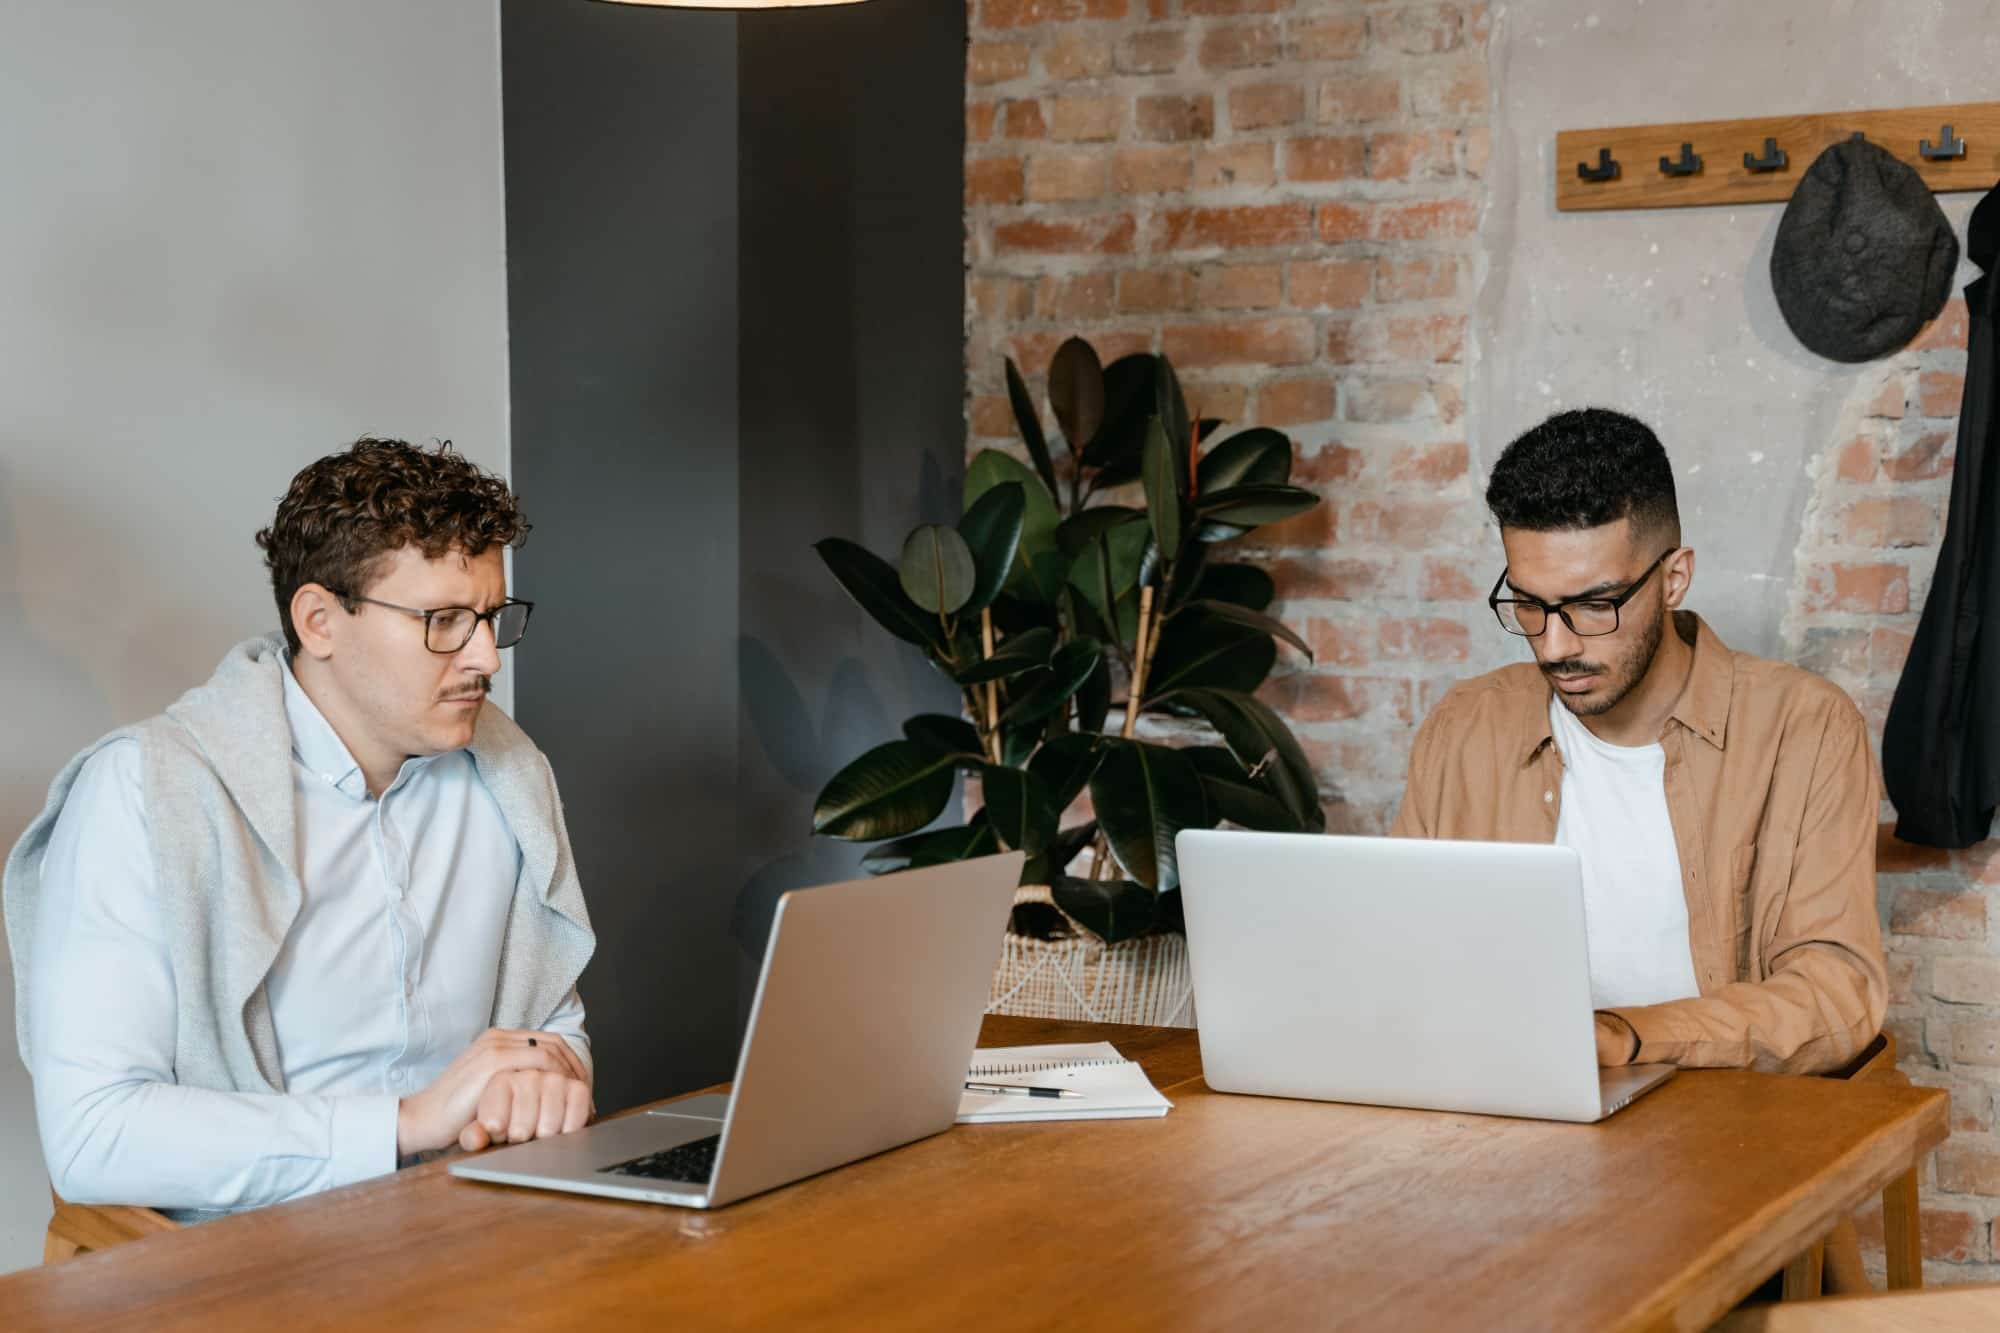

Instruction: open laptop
[1175,831,1674,1123]
[449,851,1023,1207]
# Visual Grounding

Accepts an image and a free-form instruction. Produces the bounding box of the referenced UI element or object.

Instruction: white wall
[0,1,510,1271]
[1476,0,1997,657]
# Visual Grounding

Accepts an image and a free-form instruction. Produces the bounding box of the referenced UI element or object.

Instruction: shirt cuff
[326,1094,400,1188]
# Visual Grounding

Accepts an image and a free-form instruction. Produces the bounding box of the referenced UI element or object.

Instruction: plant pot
[985,886,1195,1028]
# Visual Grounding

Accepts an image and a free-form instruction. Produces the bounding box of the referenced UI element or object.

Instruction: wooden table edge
[1616,1082,1950,1332]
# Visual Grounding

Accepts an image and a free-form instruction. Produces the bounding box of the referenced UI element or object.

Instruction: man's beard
[1543,609,1663,718]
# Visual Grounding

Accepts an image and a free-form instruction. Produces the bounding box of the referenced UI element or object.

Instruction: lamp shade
[599,1,870,7]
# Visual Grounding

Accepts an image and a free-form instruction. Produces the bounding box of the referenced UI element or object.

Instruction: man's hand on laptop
[1593,1013,1640,1067]
[395,1027,592,1155]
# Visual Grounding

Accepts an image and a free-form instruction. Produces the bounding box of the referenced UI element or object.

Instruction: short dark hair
[256,439,529,654]
[1485,408,1679,543]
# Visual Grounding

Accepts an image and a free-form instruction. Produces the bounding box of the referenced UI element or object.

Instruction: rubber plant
[809,337,1326,943]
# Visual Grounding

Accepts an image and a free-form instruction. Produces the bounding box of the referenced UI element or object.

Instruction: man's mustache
[1541,661,1602,679]
[442,677,491,702]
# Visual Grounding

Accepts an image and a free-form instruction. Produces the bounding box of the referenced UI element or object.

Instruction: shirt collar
[1667,611,1733,750]
[1513,610,1732,763]
[281,653,371,800]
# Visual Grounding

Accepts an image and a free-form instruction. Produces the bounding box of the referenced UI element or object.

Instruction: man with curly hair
[4,439,596,1220]
[1395,408,1886,1076]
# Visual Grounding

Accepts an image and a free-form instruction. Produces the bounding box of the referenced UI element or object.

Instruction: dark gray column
[732,0,968,981]
[504,0,964,1113]
[502,0,742,1114]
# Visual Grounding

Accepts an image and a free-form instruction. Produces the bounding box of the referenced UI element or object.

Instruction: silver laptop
[450,852,1023,1207]
[1175,831,1674,1123]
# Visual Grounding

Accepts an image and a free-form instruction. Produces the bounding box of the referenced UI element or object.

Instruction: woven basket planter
[985,886,1195,1028]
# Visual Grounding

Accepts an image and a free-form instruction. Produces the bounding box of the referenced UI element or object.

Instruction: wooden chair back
[43,1189,179,1265]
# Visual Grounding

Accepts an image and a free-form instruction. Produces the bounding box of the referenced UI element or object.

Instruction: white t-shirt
[1549,695,1701,1010]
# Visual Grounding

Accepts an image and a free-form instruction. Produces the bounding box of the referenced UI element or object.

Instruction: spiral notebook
[956,1041,1174,1123]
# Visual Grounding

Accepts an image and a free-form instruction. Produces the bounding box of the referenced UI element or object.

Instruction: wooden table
[0,1016,1948,1332]
[1714,1284,2000,1331]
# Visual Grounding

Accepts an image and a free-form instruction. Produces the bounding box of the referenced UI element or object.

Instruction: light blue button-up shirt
[27,656,590,1211]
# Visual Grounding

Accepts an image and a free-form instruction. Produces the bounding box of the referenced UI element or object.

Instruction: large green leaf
[1154,355,1191,470]
[1141,416,1183,558]
[1193,484,1320,541]
[1001,637,1102,727]
[1074,652,1112,735]
[1000,719,1041,768]
[958,482,1026,613]
[1056,505,1144,557]
[812,739,958,841]
[814,538,942,651]
[1048,337,1105,458]
[979,763,1058,856]
[954,625,1057,684]
[1088,740,1210,893]
[966,449,1064,602]
[1079,353,1157,481]
[1162,537,1208,614]
[1053,876,1159,944]
[1066,520,1148,644]
[1144,611,1278,698]
[1192,562,1275,611]
[1170,688,1325,832]
[902,714,985,761]
[899,524,976,615]
[1186,745,1304,832]
[862,816,999,874]
[1004,357,1060,501]
[1028,732,1104,809]
[1195,427,1294,493]
[1182,598,1313,661]
[1022,819,1098,889]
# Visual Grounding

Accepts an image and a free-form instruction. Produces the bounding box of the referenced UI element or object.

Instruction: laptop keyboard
[601,1134,721,1185]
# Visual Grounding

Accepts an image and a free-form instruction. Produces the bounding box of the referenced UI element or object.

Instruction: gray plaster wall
[0,0,510,1273]
[1476,0,1994,657]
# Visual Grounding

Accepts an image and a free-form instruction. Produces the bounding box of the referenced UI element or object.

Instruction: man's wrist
[395,1098,416,1157]
[1605,1012,1640,1064]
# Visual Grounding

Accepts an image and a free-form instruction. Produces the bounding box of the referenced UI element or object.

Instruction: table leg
[1781,1241,1823,1300]
[1883,1165,1923,1290]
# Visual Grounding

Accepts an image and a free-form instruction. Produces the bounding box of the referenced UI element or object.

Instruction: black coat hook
[1743,137,1788,172]
[1577,147,1620,182]
[1921,124,1967,160]
[1659,142,1702,176]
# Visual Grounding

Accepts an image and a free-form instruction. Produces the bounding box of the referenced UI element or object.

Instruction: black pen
[965,1081,1084,1099]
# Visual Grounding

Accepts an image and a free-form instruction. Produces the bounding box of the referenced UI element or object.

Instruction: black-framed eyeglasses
[1488,548,1676,638]
[333,592,534,653]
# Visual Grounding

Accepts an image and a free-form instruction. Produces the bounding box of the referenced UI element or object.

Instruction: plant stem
[1120,585,1157,740]
[979,609,1001,763]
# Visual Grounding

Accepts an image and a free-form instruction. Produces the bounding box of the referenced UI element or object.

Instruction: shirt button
[1543,790,1554,803]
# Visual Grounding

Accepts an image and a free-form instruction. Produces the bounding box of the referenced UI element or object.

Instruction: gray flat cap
[1770,136,1958,362]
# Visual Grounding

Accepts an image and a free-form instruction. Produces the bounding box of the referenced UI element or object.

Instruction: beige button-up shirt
[1391,612,1887,1074]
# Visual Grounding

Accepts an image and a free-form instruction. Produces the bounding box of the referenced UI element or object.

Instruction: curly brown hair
[256,438,530,654]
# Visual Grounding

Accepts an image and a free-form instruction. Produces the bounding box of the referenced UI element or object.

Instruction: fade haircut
[255,438,529,655]
[1484,408,1680,546]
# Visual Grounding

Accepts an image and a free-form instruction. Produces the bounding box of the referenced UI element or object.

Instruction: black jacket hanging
[1881,182,2000,847]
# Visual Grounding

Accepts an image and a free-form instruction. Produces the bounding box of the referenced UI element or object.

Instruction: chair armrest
[46,1188,179,1262]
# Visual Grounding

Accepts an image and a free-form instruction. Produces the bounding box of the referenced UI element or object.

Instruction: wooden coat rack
[1556,101,2000,212]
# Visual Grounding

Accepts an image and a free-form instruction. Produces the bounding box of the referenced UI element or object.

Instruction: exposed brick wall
[964,0,1995,1286]
[964,0,1498,829]
[1784,297,2000,1279]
